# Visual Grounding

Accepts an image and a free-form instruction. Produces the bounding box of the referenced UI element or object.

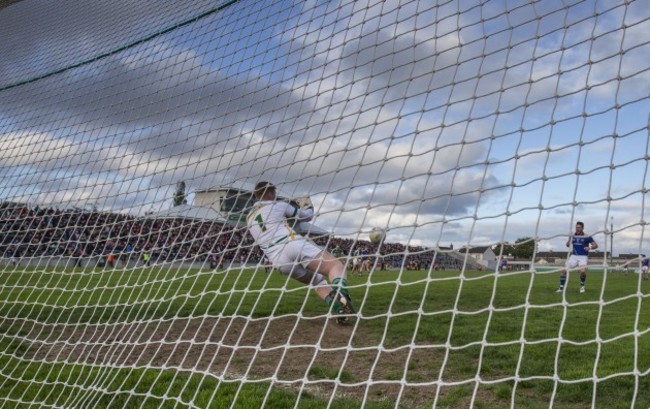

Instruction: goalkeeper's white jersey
[246,200,314,250]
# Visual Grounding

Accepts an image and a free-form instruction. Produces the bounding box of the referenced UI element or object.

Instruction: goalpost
[0,0,649,408]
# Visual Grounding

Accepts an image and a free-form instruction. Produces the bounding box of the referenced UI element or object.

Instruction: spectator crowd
[0,202,463,270]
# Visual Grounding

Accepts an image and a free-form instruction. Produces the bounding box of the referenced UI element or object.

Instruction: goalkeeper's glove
[290,196,313,210]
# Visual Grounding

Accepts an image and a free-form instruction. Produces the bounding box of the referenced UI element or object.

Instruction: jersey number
[255,214,267,232]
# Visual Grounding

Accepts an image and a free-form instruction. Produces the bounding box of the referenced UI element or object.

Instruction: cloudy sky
[1,0,649,254]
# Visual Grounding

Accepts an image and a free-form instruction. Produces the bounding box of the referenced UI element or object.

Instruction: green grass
[0,265,648,408]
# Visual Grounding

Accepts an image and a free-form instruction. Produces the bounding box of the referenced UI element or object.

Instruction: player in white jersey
[246,181,355,324]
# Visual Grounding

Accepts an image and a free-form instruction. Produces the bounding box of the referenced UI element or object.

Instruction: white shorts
[642,266,648,273]
[566,255,588,270]
[265,239,323,277]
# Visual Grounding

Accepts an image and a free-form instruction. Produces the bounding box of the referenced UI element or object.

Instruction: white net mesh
[1,0,649,408]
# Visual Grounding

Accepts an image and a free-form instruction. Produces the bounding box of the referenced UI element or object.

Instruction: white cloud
[0,0,648,254]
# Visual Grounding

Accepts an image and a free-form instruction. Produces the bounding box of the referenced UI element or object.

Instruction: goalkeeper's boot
[327,289,356,325]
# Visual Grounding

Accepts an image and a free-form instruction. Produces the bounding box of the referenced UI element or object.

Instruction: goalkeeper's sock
[559,276,566,289]
[331,277,349,296]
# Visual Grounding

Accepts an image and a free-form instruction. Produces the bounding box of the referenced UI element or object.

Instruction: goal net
[0,0,649,407]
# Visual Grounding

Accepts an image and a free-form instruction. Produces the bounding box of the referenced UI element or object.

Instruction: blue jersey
[571,234,595,256]
[642,258,649,267]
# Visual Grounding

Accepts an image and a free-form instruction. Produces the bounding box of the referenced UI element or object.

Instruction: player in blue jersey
[498,258,508,273]
[642,256,649,281]
[359,247,371,275]
[557,221,598,293]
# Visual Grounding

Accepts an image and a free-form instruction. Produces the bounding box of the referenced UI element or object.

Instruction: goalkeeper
[246,181,356,324]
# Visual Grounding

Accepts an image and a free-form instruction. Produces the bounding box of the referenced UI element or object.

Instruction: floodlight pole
[610,216,614,264]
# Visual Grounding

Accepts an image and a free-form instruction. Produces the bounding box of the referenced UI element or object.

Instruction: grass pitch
[0,264,648,408]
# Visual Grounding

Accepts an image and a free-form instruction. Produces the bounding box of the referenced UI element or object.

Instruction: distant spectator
[143,251,151,267]
[107,253,116,268]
